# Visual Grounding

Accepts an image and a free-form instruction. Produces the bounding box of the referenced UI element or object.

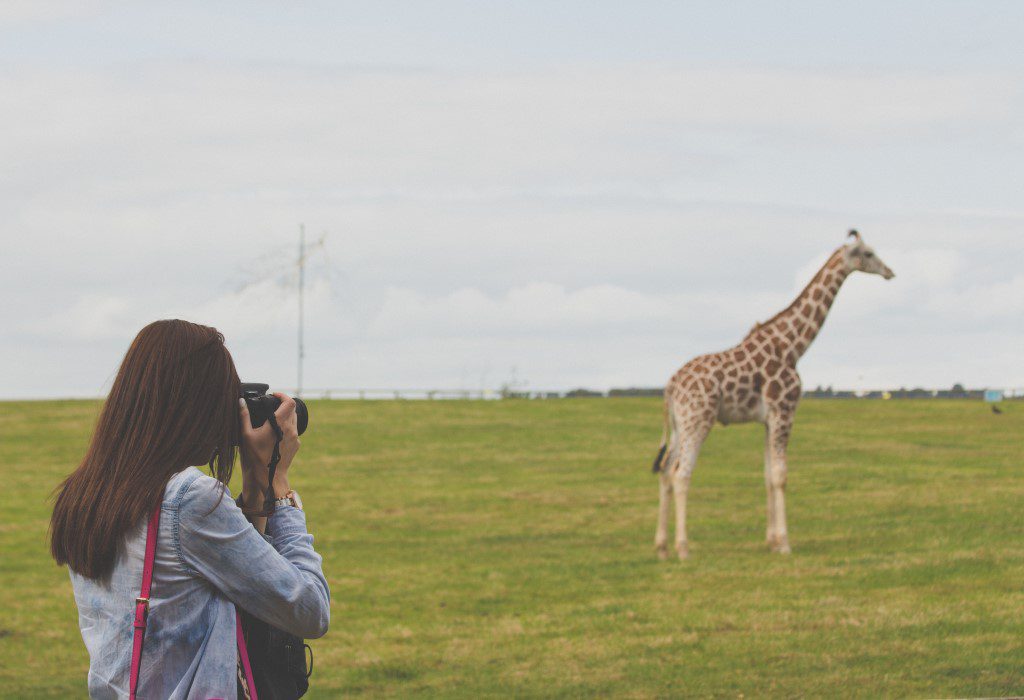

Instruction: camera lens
[294,397,309,436]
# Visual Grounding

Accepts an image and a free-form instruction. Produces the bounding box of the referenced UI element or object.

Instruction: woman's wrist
[240,471,291,503]
[272,474,291,500]
[240,476,264,504]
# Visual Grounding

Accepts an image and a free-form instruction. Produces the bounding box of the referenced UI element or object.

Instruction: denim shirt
[70,467,330,699]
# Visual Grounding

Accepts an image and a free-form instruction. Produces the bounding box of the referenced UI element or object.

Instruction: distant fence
[802,387,1024,400]
[288,387,1024,401]
[292,388,502,400]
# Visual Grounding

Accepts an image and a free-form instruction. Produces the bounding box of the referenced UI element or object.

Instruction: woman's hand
[238,393,300,503]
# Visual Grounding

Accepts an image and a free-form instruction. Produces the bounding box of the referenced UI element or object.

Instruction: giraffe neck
[757,248,850,361]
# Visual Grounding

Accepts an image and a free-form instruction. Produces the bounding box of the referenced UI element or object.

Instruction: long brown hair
[50,319,241,580]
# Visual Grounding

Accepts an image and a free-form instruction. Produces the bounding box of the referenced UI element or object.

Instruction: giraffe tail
[651,400,670,473]
[651,444,667,473]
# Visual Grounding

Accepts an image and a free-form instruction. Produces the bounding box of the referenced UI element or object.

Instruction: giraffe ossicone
[652,231,895,561]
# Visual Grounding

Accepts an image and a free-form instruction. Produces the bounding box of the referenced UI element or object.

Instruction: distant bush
[565,388,604,398]
[608,387,663,397]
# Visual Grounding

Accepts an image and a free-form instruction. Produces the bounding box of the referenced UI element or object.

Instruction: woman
[50,319,330,698]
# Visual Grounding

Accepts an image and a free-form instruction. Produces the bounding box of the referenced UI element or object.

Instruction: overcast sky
[3,1,1023,399]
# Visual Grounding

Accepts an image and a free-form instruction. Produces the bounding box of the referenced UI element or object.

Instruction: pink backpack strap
[236,608,259,699]
[129,502,162,700]
[128,500,260,700]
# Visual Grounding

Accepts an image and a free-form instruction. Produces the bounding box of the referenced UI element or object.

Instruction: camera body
[240,383,309,436]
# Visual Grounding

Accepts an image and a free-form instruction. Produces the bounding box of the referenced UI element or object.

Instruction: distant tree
[609,387,662,397]
[565,388,604,398]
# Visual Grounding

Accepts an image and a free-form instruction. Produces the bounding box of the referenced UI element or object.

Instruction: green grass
[1,398,1022,698]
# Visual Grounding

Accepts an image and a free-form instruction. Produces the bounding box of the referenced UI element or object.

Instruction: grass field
[1,398,1022,698]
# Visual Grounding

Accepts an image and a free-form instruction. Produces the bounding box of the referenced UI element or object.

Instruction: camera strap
[238,413,285,518]
[261,412,284,515]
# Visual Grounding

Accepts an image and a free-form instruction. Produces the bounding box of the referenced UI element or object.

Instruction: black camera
[240,383,309,436]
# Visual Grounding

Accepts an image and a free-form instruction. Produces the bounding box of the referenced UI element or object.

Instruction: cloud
[370,283,668,338]
[2,63,1020,204]
[4,37,1024,397]
[23,276,335,344]
[925,274,1024,320]
[0,1,110,25]
[165,277,335,340]
[27,294,135,341]
[366,280,804,342]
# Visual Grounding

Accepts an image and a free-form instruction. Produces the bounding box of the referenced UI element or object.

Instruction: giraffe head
[842,230,895,279]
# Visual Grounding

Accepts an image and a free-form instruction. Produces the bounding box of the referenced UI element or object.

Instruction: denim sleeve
[176,475,331,639]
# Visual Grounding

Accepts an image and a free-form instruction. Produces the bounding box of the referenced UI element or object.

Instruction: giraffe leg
[654,407,679,560]
[767,414,793,554]
[670,420,711,560]
[764,428,777,547]
[655,469,673,560]
[671,466,692,560]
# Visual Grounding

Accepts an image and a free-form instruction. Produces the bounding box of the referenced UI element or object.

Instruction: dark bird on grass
[992,405,1003,415]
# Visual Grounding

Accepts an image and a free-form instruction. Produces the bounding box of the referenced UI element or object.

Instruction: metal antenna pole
[298,223,305,397]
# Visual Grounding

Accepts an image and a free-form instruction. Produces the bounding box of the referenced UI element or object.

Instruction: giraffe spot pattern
[662,246,850,437]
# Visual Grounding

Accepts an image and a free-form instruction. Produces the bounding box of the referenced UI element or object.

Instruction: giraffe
[652,230,895,560]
